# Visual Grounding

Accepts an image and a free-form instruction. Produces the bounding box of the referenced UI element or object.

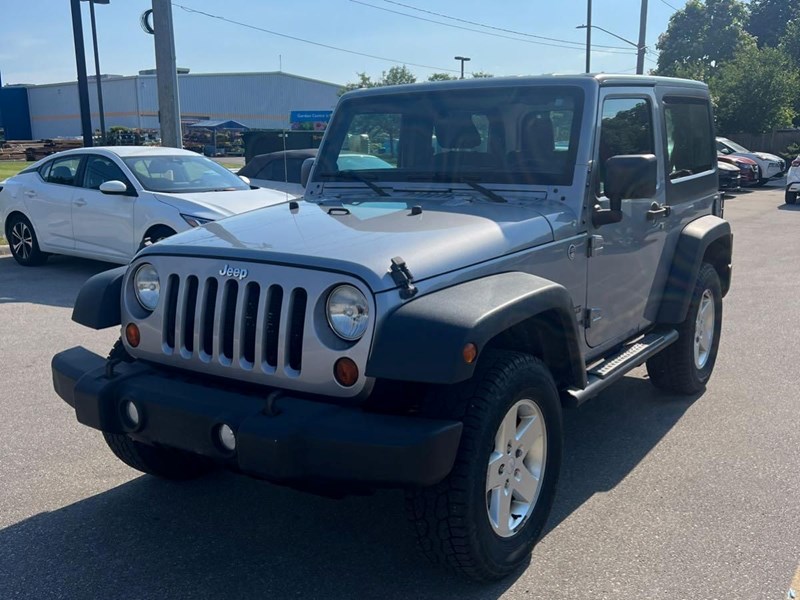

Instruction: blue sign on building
[289,110,333,123]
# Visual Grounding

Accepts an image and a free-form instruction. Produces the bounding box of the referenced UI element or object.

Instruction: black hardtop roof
[238,148,318,177]
[341,73,708,100]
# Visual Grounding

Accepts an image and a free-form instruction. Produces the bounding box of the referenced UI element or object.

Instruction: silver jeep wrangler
[52,74,732,581]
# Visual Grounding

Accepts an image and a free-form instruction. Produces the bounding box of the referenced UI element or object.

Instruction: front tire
[786,189,798,205]
[6,214,48,266]
[647,263,723,394]
[406,351,562,581]
[103,433,214,480]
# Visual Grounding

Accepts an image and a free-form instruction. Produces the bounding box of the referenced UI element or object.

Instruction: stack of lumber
[0,139,84,162]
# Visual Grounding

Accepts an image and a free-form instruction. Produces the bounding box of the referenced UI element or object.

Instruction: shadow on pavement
[0,255,114,308]
[0,374,694,599]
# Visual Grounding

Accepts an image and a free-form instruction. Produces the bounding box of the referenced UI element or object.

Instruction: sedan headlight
[134,263,160,311]
[326,285,369,341]
[181,214,215,228]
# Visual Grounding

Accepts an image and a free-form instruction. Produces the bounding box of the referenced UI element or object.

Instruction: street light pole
[454,56,471,79]
[151,0,182,148]
[87,0,108,143]
[69,0,93,147]
[585,0,592,73]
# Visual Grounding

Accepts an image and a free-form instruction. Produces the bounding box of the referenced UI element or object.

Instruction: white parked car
[786,155,800,204]
[716,137,786,185]
[0,147,289,266]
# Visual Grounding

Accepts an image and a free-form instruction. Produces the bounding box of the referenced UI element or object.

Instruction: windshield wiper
[402,173,506,203]
[463,181,507,203]
[320,170,390,197]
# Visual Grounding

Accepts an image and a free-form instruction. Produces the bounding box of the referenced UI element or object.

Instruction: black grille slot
[221,280,239,360]
[242,283,260,364]
[183,276,198,352]
[164,274,179,350]
[202,278,218,356]
[264,285,283,367]
[287,289,307,372]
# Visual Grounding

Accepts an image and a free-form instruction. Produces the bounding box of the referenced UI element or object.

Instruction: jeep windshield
[316,85,584,188]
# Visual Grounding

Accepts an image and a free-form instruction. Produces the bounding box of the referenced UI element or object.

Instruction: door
[23,155,82,251]
[585,92,669,347]
[72,154,136,261]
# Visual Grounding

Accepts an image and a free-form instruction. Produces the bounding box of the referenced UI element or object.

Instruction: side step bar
[563,330,679,408]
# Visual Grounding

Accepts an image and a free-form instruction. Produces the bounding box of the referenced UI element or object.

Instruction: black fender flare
[71,266,126,329]
[366,272,586,388]
[657,215,733,324]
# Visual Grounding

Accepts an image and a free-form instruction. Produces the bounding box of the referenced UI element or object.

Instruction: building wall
[26,72,341,139]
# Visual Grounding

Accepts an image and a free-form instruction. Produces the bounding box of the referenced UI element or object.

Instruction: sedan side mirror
[99,180,129,195]
[300,158,315,188]
[594,154,657,227]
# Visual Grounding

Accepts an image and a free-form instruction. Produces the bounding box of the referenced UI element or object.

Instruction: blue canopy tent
[188,119,249,156]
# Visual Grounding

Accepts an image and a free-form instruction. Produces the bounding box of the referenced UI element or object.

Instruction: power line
[171,3,460,73]
[375,0,633,51]
[657,0,681,12]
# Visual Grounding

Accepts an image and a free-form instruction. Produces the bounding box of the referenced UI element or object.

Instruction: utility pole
[151,0,182,148]
[70,0,93,147]
[585,0,592,73]
[636,0,649,75]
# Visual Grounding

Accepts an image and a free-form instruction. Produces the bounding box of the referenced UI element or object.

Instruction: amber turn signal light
[334,357,359,387]
[125,323,141,348]
[463,343,478,364]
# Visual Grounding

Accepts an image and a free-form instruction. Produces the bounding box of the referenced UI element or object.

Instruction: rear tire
[647,263,722,394]
[103,433,214,480]
[6,214,48,266]
[406,351,562,581]
[786,189,798,205]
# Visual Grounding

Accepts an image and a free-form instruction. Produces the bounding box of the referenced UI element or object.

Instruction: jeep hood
[152,188,290,219]
[143,196,560,292]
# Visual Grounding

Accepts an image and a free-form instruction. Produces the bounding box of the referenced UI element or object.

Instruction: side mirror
[99,180,129,195]
[300,157,315,188]
[594,154,657,227]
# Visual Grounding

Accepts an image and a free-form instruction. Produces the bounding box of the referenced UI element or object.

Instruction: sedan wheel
[7,215,48,266]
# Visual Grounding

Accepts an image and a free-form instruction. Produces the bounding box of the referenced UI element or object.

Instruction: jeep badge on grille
[219,264,249,280]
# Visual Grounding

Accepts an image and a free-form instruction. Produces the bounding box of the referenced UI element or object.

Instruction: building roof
[189,119,249,130]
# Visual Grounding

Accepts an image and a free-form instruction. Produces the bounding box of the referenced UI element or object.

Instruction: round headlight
[326,285,369,341]
[134,263,160,311]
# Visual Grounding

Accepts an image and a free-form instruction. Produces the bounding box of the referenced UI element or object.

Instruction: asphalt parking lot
[0,184,798,599]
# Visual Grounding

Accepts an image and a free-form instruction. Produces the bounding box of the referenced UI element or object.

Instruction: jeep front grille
[161,274,308,374]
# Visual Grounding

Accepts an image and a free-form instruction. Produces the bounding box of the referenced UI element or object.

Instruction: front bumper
[52,347,462,488]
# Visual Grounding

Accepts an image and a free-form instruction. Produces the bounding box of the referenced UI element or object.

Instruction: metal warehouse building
[6,71,342,140]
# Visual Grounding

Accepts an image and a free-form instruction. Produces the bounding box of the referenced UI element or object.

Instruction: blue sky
[0,0,678,87]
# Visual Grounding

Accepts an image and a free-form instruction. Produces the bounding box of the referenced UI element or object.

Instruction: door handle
[646,202,671,220]
[24,190,36,198]
[74,198,87,207]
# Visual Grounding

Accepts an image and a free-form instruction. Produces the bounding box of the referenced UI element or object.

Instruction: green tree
[655,0,754,78]
[381,65,416,86]
[779,19,800,65]
[428,72,458,81]
[712,46,799,133]
[746,0,800,48]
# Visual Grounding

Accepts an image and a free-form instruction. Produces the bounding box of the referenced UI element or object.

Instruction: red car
[718,154,760,186]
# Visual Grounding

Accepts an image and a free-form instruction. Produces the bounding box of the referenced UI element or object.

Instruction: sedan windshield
[719,138,750,154]
[123,155,249,193]
[316,85,584,187]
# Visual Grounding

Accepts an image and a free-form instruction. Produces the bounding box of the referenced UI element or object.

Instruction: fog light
[125,323,140,348]
[334,357,359,387]
[217,424,236,452]
[124,401,140,427]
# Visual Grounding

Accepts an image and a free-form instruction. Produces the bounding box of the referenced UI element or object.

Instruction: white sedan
[786,155,800,205]
[716,137,786,185]
[0,146,290,266]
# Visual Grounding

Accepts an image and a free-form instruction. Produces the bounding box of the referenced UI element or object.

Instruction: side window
[598,98,653,194]
[38,161,52,181]
[256,160,280,182]
[45,156,82,186]
[664,98,714,179]
[82,155,129,190]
